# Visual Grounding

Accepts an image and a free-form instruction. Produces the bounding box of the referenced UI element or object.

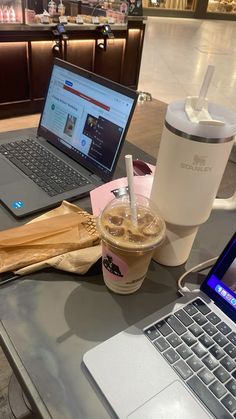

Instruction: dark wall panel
[94,39,125,83]
[121,29,143,87]
[66,40,95,71]
[0,42,29,103]
[30,41,54,99]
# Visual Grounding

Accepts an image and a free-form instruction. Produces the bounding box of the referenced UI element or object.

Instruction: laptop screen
[38,58,137,182]
[201,232,236,322]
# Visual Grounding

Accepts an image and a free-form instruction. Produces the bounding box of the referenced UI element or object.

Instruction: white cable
[178,256,218,293]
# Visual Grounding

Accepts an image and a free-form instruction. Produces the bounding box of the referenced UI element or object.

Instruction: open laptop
[83,232,236,419]
[0,58,138,218]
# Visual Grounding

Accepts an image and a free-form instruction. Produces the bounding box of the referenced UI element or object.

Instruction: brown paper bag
[14,245,102,276]
[0,201,101,274]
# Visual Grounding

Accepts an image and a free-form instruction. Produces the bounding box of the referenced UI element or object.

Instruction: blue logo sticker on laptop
[12,201,24,209]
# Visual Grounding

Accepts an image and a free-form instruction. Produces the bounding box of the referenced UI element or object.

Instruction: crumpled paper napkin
[0,201,101,276]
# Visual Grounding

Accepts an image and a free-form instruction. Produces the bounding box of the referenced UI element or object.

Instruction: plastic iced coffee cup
[97,194,166,294]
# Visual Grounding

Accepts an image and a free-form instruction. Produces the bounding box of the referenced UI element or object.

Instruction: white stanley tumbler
[150,99,236,266]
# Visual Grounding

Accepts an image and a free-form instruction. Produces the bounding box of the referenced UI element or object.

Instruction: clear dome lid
[97,194,166,251]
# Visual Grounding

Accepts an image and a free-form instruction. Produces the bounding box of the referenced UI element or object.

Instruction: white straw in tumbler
[125,154,137,225]
[195,65,215,111]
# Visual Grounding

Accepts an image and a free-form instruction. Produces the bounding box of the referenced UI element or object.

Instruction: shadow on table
[58,260,184,344]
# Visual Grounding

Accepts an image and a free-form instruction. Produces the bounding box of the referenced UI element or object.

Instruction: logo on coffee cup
[103,254,123,277]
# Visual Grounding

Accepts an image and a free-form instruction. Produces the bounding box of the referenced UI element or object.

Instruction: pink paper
[90,167,155,217]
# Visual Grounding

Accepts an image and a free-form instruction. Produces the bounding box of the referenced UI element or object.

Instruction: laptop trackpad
[127,381,211,419]
[0,159,25,185]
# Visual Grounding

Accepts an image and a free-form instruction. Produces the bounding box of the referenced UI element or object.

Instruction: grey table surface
[0,128,235,419]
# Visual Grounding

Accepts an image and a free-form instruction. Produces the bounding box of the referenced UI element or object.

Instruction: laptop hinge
[90,174,101,182]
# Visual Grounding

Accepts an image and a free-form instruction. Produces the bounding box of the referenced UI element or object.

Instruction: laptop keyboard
[144,298,236,419]
[0,139,91,196]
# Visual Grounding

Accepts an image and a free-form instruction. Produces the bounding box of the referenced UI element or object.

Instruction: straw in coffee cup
[125,154,137,225]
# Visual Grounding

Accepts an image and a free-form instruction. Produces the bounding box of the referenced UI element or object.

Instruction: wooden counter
[0,19,145,118]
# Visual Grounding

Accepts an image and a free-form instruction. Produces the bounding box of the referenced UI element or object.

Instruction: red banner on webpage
[63,85,110,111]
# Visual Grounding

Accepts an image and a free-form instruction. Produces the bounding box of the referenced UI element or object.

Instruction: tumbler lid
[166,99,236,140]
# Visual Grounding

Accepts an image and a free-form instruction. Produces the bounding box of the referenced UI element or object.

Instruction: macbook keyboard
[144,298,236,419]
[0,139,91,196]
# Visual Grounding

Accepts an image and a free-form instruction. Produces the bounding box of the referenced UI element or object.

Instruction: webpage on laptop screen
[40,64,134,174]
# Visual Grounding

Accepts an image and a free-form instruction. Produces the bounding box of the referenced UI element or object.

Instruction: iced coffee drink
[97,195,165,294]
